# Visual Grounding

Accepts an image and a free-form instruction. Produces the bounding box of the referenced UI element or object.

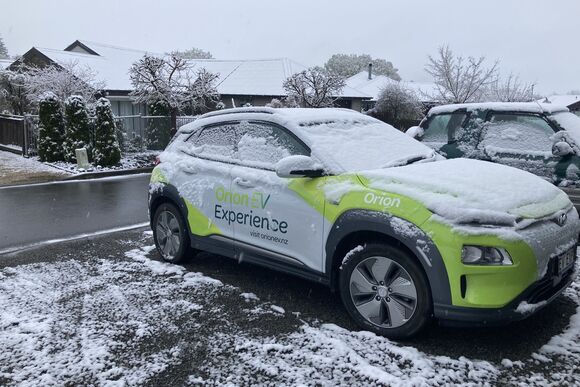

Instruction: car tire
[152,202,193,264]
[339,242,432,339]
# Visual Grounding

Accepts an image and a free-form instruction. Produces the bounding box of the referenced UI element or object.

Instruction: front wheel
[152,203,192,264]
[339,243,432,339]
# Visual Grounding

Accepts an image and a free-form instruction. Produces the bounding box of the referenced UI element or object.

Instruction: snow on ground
[0,233,579,385]
[0,150,67,178]
[42,151,159,174]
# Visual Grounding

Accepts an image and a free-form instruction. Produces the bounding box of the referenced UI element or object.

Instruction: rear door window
[189,122,239,161]
[480,113,555,154]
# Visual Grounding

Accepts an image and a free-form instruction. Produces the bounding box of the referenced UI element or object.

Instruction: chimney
[368,63,373,80]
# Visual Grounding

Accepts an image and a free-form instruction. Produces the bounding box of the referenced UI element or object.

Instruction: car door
[419,111,469,158]
[477,112,560,181]
[229,120,326,272]
[176,122,237,255]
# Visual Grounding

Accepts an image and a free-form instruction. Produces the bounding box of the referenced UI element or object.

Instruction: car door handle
[234,177,255,188]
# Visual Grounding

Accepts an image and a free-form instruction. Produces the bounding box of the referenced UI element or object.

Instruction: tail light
[154,156,161,166]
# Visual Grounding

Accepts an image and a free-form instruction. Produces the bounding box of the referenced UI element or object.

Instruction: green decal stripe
[184,199,222,237]
[150,166,168,184]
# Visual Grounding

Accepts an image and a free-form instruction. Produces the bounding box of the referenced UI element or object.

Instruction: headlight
[461,246,513,265]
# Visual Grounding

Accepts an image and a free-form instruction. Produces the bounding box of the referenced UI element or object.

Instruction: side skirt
[189,233,330,287]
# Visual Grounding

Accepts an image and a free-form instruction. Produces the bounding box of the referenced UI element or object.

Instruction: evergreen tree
[146,100,171,150]
[0,36,8,59]
[37,92,65,162]
[64,95,92,162]
[93,97,121,166]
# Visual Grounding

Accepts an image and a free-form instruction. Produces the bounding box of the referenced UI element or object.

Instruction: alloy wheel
[349,256,418,328]
[156,210,181,260]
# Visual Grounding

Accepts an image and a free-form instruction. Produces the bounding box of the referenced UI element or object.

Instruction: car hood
[359,158,571,225]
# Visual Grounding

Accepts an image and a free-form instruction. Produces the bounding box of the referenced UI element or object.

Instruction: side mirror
[275,155,325,178]
[406,126,424,139]
[553,141,574,157]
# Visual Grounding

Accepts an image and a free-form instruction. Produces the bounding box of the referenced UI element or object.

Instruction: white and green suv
[149,107,579,338]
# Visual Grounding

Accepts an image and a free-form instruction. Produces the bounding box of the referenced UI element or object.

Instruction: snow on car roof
[188,107,435,174]
[429,102,569,116]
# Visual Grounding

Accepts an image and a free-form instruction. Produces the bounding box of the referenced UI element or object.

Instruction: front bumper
[434,256,576,326]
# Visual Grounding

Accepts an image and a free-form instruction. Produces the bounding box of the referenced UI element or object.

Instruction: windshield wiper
[381,152,436,169]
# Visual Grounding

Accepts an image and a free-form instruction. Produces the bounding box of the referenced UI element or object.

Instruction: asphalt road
[0,174,150,252]
[0,228,577,385]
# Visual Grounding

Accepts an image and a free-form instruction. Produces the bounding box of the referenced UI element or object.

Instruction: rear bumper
[434,261,576,327]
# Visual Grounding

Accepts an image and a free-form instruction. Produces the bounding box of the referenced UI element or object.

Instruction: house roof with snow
[539,95,580,110]
[345,71,438,103]
[14,40,368,99]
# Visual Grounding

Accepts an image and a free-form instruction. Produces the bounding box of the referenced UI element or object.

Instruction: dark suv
[409,102,580,205]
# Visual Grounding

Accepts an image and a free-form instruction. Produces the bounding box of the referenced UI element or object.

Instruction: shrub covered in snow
[147,101,172,150]
[371,82,423,130]
[37,92,65,162]
[64,95,92,162]
[93,97,121,167]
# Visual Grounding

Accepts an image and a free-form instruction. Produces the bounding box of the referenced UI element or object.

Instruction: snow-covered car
[149,107,579,339]
[408,102,580,196]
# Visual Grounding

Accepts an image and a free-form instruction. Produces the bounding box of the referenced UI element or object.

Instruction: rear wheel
[339,243,432,339]
[152,203,192,263]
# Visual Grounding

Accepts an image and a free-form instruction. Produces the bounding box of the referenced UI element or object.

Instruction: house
[10,40,369,117]
[540,95,580,116]
[345,65,438,112]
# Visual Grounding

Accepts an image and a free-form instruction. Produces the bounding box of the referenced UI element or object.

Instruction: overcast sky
[1,0,578,95]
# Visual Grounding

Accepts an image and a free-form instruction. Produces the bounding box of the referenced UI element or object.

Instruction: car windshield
[295,118,436,173]
[549,112,580,145]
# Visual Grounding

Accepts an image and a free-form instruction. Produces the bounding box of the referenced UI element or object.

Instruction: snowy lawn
[0,231,579,385]
[0,150,68,186]
[43,151,159,174]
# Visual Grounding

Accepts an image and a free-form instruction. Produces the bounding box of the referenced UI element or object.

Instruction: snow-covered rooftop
[539,95,580,109]
[345,71,438,103]
[429,102,570,115]
[32,40,367,98]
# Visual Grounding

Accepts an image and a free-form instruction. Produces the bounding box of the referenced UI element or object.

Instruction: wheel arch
[325,210,452,306]
[149,184,190,231]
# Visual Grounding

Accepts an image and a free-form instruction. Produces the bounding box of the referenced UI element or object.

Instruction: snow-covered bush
[324,54,401,80]
[147,101,171,150]
[0,69,30,115]
[37,92,65,162]
[371,82,423,130]
[93,97,121,167]
[64,95,92,162]
[266,96,300,108]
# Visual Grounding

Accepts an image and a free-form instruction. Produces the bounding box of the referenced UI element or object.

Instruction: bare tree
[426,45,498,103]
[371,82,423,130]
[487,73,536,102]
[283,67,345,108]
[129,53,219,131]
[25,61,105,107]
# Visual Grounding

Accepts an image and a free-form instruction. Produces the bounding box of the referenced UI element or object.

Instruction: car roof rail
[198,107,276,120]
